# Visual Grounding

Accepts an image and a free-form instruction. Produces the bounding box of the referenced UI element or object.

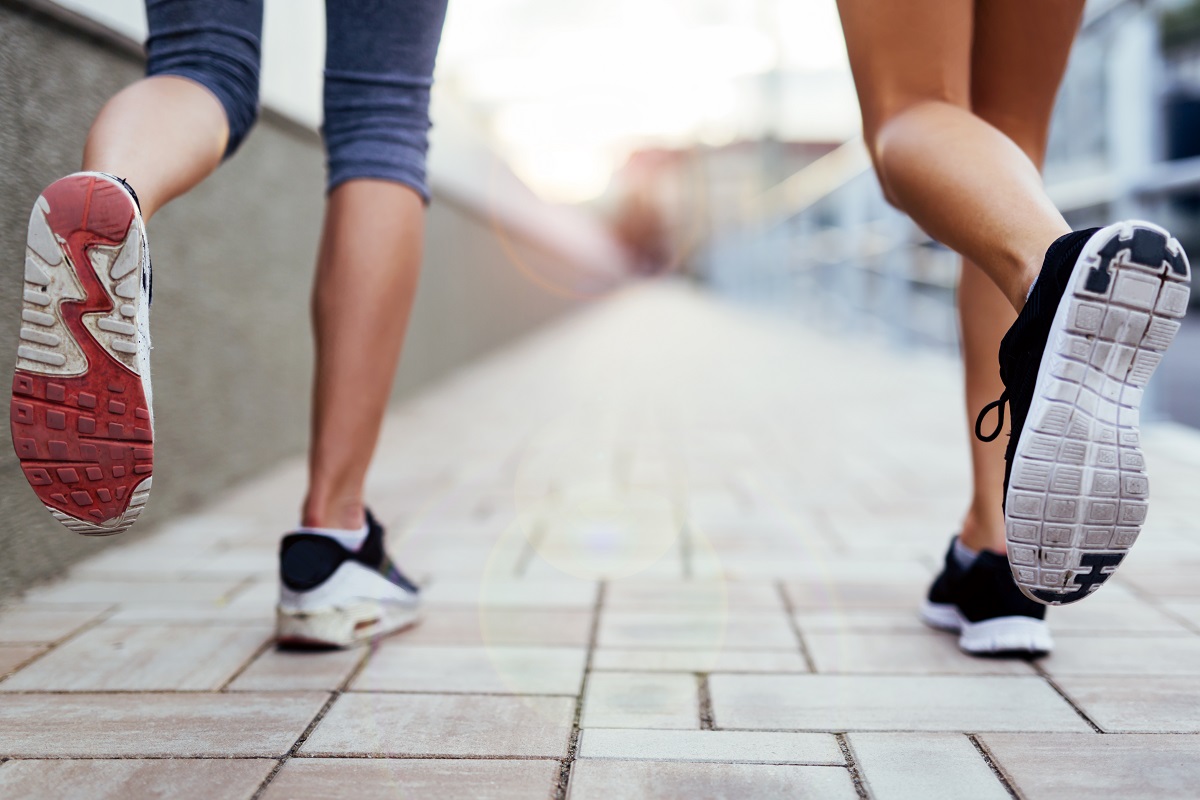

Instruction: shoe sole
[276,602,420,649]
[10,173,153,535]
[920,600,1053,656]
[1006,221,1191,605]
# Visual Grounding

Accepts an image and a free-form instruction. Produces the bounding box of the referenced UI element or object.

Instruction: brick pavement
[2,283,1199,798]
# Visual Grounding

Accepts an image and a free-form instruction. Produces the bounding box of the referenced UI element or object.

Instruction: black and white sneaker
[276,509,420,648]
[921,537,1052,656]
[977,222,1191,605]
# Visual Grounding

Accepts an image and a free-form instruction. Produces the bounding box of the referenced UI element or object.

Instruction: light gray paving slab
[0,605,109,643]
[783,578,927,611]
[578,728,844,764]
[805,632,1036,675]
[1041,636,1200,676]
[581,672,700,729]
[0,622,270,691]
[263,759,561,800]
[567,760,858,800]
[0,692,328,756]
[20,578,243,606]
[598,611,797,650]
[604,580,784,611]
[793,610,929,634]
[709,675,1092,732]
[301,692,575,757]
[849,733,1010,800]
[981,733,1200,799]
[400,609,593,647]
[422,578,598,609]
[1055,676,1200,732]
[352,644,586,695]
[228,645,364,691]
[591,648,808,674]
[0,758,275,800]
[1050,597,1192,634]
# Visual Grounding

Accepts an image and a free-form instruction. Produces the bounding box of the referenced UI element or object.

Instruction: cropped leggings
[144,0,449,201]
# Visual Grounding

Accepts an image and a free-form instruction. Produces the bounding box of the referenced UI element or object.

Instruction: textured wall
[0,4,598,597]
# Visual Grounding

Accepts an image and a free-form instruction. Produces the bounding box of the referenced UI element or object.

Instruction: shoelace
[974,390,1008,442]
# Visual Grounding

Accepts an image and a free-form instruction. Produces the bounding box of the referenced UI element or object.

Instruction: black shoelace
[975,390,1008,442]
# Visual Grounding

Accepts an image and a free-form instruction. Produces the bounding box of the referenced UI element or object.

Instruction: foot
[921,536,1052,656]
[977,221,1191,605]
[10,173,154,535]
[276,508,421,648]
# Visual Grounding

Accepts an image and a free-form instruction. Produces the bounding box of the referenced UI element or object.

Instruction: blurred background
[1,0,1198,595]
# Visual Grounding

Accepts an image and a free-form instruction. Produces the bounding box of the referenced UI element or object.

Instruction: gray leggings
[145,0,448,200]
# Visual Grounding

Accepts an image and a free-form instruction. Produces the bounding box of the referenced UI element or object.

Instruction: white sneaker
[276,509,421,648]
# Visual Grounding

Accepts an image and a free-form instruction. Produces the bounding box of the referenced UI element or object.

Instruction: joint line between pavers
[834,733,870,800]
[1031,663,1104,734]
[967,733,1021,799]
[697,673,715,730]
[775,580,818,673]
[218,635,277,692]
[679,523,693,580]
[554,581,605,800]
[513,519,546,579]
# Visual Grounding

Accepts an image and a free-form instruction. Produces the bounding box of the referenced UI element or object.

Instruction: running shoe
[921,536,1052,656]
[10,172,153,535]
[977,222,1191,605]
[276,509,421,648]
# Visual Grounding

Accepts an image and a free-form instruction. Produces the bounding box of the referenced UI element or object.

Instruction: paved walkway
[2,283,1199,799]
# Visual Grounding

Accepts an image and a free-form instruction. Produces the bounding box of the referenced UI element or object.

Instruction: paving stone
[352,644,586,694]
[598,611,797,650]
[1040,636,1200,676]
[0,692,328,756]
[228,645,364,691]
[805,632,1037,675]
[422,578,597,608]
[981,733,1200,799]
[592,648,808,673]
[1055,676,1200,732]
[849,733,1010,800]
[301,693,575,757]
[709,675,1092,732]
[578,728,844,764]
[567,760,858,799]
[0,605,109,643]
[782,578,927,611]
[604,580,784,611]
[262,758,561,800]
[21,578,243,606]
[0,645,45,678]
[793,610,929,634]
[1161,601,1200,632]
[581,672,700,729]
[400,609,592,646]
[0,622,270,691]
[1050,596,1191,634]
[0,758,275,800]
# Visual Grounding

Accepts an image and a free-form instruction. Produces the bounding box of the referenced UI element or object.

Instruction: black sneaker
[276,509,420,648]
[921,537,1052,656]
[976,222,1191,605]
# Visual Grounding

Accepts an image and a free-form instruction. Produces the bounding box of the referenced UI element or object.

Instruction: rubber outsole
[276,602,420,649]
[11,174,153,535]
[1006,221,1191,605]
[920,600,1053,657]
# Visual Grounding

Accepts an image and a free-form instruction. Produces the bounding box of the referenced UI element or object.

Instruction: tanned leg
[835,0,1082,311]
[956,0,1086,553]
[81,76,229,220]
[301,180,425,530]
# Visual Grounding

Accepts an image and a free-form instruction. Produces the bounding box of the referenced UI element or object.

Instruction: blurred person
[836,0,1192,655]
[10,0,446,648]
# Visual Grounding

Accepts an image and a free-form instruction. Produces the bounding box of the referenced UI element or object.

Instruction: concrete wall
[0,3,619,597]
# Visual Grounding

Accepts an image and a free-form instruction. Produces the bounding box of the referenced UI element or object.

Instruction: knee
[145,28,262,156]
[322,71,433,201]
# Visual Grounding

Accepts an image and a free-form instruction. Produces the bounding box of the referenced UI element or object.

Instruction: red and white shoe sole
[11,173,153,535]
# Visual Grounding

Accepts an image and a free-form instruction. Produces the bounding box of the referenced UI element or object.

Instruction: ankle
[959,510,1006,554]
[301,493,365,530]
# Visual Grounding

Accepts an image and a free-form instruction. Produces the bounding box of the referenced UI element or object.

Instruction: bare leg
[954,0,1085,553]
[835,0,1084,310]
[81,76,229,219]
[301,180,424,530]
